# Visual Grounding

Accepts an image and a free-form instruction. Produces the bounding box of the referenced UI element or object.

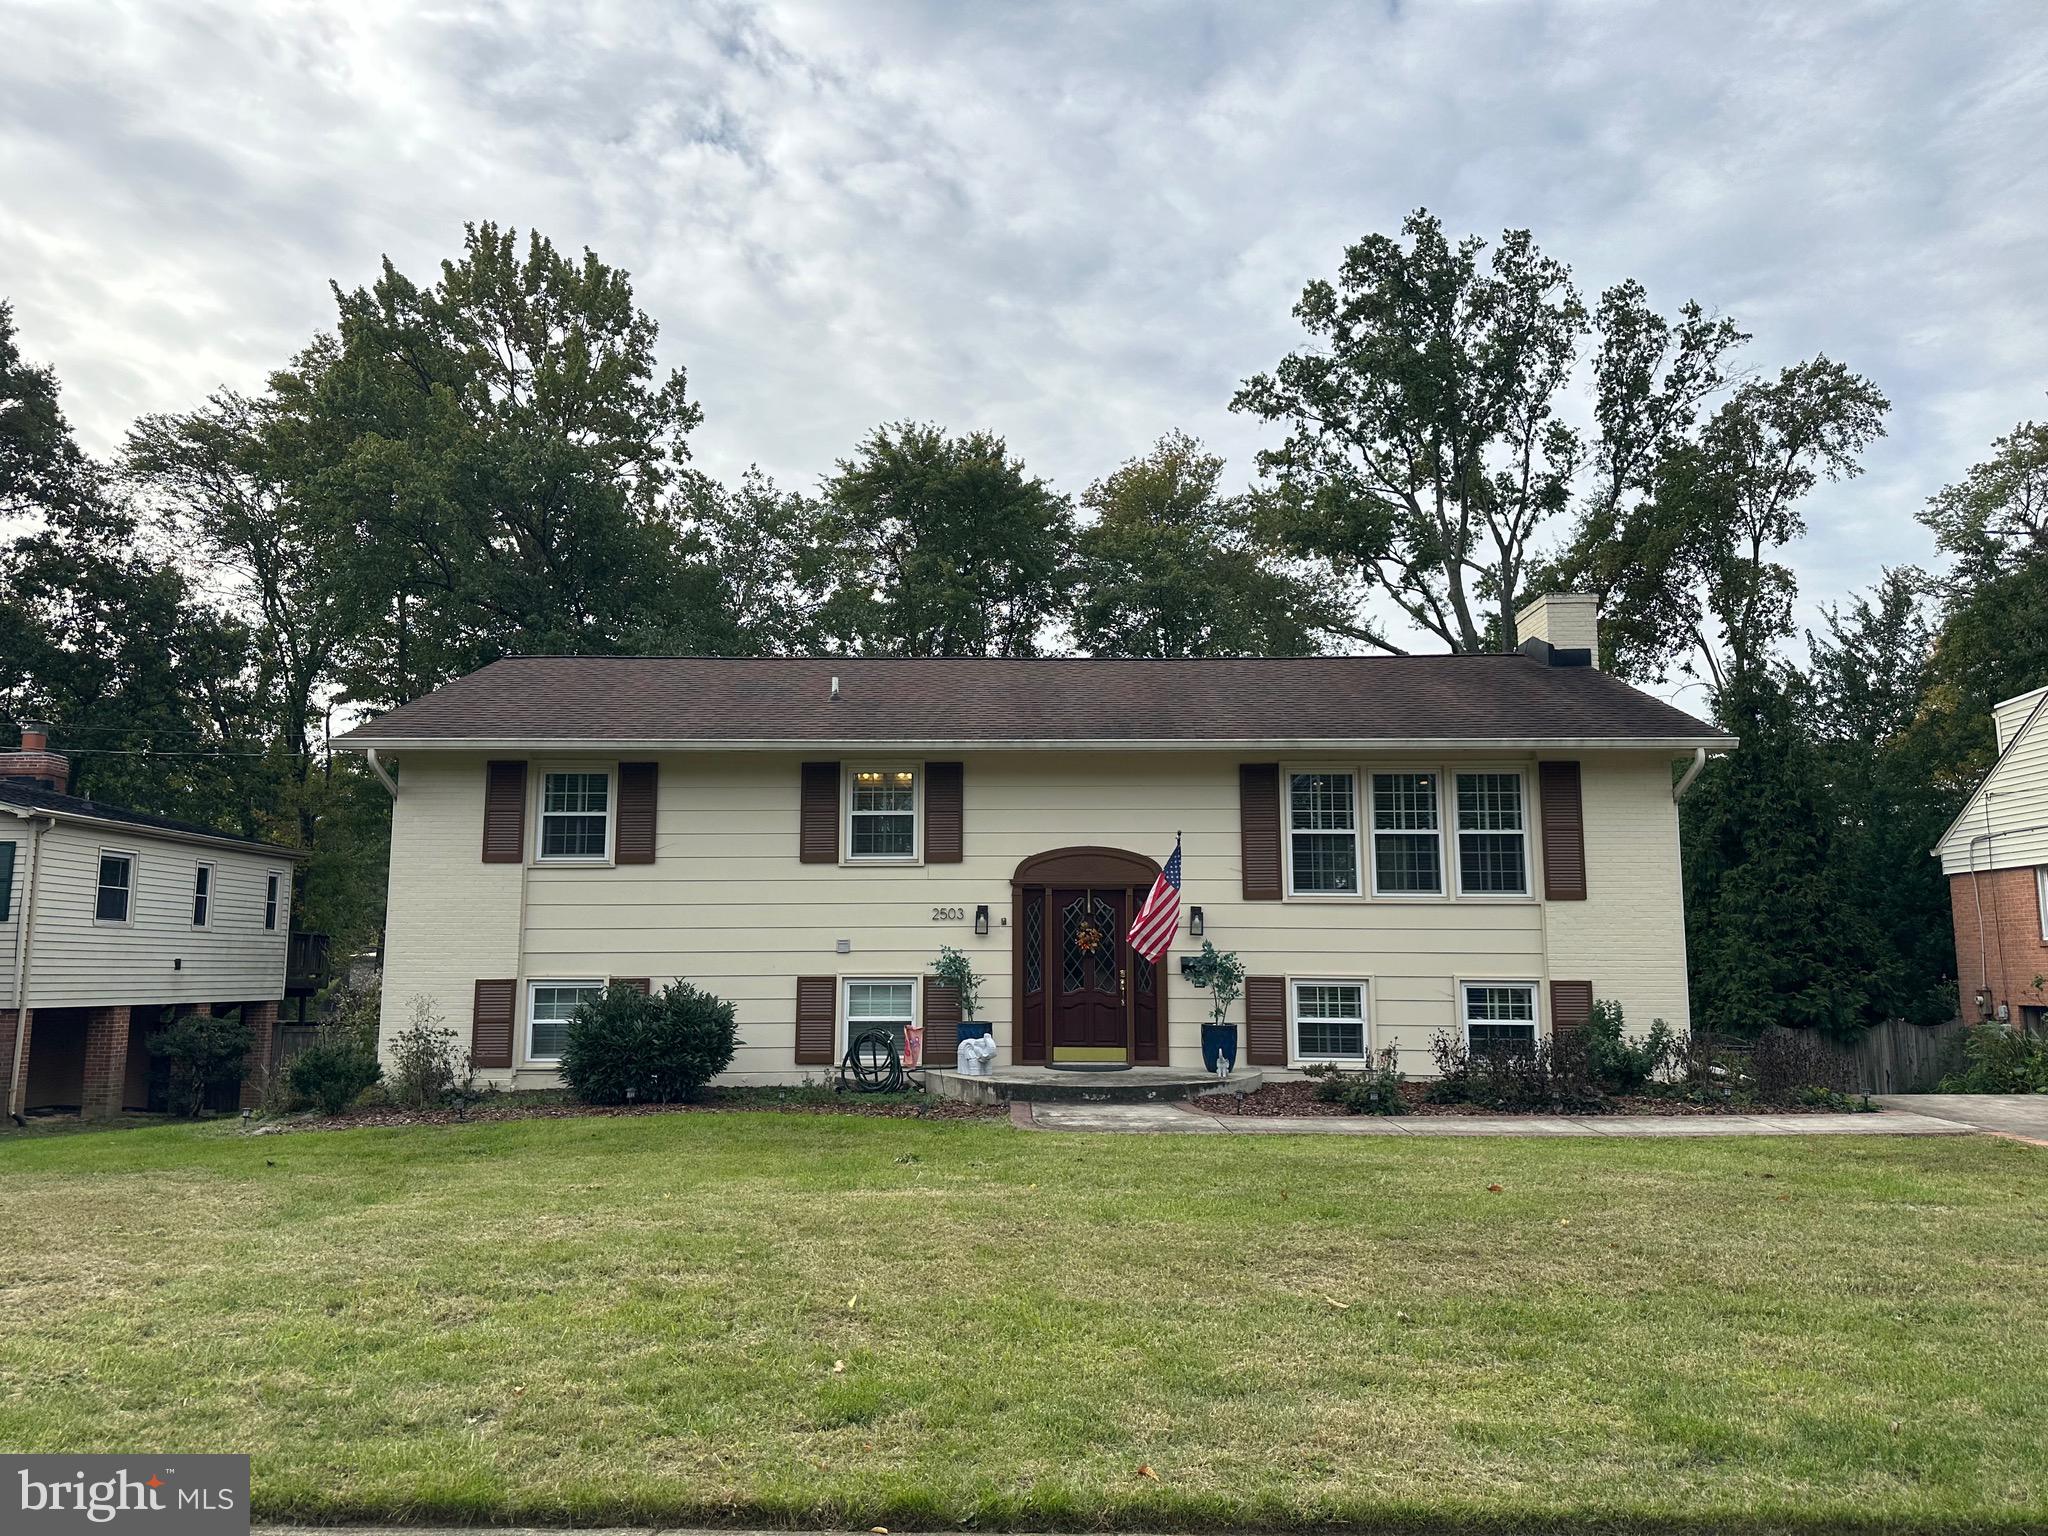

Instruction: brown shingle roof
[333,655,1732,749]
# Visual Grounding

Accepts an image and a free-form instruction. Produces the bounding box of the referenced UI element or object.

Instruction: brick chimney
[1514,593,1600,668]
[0,720,70,794]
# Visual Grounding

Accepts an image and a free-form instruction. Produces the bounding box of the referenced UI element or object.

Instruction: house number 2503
[931,906,967,922]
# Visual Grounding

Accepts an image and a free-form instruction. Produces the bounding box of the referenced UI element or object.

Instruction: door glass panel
[1024,896,1043,994]
[1061,897,1087,993]
[1089,895,1119,991]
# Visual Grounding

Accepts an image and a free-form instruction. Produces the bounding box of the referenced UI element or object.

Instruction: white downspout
[366,748,398,798]
[6,812,51,1122]
[1673,747,1708,802]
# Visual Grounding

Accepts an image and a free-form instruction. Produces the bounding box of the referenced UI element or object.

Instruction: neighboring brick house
[1937,684,2048,1034]
[1,724,304,1121]
[336,595,1733,1088]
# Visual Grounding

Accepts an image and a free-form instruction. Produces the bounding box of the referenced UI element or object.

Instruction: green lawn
[0,1115,2042,1533]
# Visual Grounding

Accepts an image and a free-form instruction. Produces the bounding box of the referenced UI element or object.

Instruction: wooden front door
[1050,887,1128,1060]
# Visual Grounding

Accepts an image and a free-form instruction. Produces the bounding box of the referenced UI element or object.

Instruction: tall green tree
[1561,358,1889,690]
[1919,414,2048,586]
[676,467,832,655]
[1232,210,1743,653]
[1072,431,1340,656]
[819,422,1073,656]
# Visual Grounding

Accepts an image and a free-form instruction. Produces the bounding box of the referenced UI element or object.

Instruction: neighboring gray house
[0,724,305,1120]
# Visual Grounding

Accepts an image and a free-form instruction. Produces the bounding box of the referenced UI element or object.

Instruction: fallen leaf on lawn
[510,1385,526,1396]
[1889,1421,1901,1435]
[832,1360,846,1374]
[1396,1310,1413,1323]
[1137,1464,1160,1480]
[871,1526,890,1532]
[1487,1184,1503,1193]
[1323,1296,1350,1309]
[848,1294,859,1309]
[1558,1219,1570,1227]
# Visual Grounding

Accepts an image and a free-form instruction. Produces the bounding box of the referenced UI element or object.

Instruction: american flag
[1127,836,1182,963]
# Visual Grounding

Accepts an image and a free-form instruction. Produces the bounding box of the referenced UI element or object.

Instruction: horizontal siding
[22,822,290,1009]
[384,747,1693,1084]
[1940,704,2048,874]
[0,832,22,1008]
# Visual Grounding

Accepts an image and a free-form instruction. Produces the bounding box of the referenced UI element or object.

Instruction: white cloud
[4,0,2045,654]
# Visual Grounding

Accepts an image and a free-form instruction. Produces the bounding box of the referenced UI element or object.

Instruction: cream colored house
[338,596,1730,1087]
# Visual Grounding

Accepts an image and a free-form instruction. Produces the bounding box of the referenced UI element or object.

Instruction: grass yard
[0,1116,2043,1534]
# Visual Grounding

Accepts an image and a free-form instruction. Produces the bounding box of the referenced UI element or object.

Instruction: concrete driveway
[1872,1094,2048,1142]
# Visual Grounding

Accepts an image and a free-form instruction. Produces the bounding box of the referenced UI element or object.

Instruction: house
[334,595,1732,1088]
[0,724,305,1121]
[1936,683,2048,1034]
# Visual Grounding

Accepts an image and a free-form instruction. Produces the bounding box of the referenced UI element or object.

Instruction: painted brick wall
[1950,867,2048,1023]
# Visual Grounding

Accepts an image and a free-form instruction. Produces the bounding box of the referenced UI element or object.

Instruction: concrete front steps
[925,1064,1263,1105]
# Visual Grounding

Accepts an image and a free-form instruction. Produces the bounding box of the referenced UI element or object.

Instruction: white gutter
[337,733,1740,755]
[0,801,305,860]
[365,747,399,798]
[5,810,50,1122]
[1673,748,1709,802]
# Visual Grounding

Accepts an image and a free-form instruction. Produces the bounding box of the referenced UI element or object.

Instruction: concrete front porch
[925,1063,1265,1104]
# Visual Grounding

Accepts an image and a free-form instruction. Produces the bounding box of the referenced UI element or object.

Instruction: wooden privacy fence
[1712,1019,1969,1095]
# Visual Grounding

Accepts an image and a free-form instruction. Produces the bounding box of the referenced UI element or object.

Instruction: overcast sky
[5,0,2045,663]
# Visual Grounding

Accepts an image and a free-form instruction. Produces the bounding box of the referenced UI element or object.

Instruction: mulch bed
[268,1088,1007,1133]
[1190,1078,1864,1118]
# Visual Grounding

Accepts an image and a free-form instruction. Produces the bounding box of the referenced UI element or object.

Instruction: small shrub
[288,1033,384,1114]
[1309,1048,1407,1114]
[1182,942,1246,1026]
[928,946,986,1020]
[388,995,473,1109]
[1939,1024,2048,1094]
[560,980,741,1105]
[1427,1029,1605,1113]
[147,1013,255,1117]
[1584,1000,1676,1094]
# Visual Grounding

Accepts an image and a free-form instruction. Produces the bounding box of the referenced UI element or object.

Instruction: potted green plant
[1183,941,1245,1076]
[929,945,990,1065]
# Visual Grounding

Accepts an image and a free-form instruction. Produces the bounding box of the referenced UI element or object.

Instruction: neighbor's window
[264,871,281,931]
[1464,982,1538,1052]
[1288,771,1359,894]
[527,980,604,1062]
[95,851,134,924]
[191,862,213,928]
[539,771,611,860]
[1292,980,1368,1062]
[2038,867,2048,941]
[1455,772,1528,895]
[845,978,916,1053]
[1371,772,1443,895]
[848,767,918,859]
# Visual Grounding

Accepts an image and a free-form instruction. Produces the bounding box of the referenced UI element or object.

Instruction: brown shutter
[922,976,962,1068]
[616,761,657,864]
[482,761,527,863]
[611,977,651,995]
[795,975,837,1064]
[799,762,840,864]
[472,979,515,1069]
[1539,760,1588,900]
[925,761,964,863]
[1551,980,1594,1037]
[1245,975,1288,1065]
[1240,763,1283,900]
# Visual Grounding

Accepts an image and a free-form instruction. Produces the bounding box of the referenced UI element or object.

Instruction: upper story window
[1464,981,1537,1052]
[1371,772,1443,895]
[1293,980,1368,1062]
[264,871,281,931]
[191,862,213,928]
[848,767,918,860]
[1454,772,1528,895]
[1288,771,1359,894]
[539,770,611,861]
[95,850,135,924]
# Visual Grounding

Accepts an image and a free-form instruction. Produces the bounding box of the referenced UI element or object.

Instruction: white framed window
[1287,770,1360,895]
[844,977,916,1053]
[846,766,919,861]
[538,769,612,862]
[94,849,136,925]
[264,871,282,931]
[1463,981,1538,1052]
[2038,867,2048,941]
[191,861,214,928]
[1371,772,1444,895]
[1292,980,1369,1062]
[1454,771,1529,896]
[527,979,604,1062]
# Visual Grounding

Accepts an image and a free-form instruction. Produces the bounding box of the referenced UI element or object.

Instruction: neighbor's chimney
[1514,593,1600,669]
[0,720,70,795]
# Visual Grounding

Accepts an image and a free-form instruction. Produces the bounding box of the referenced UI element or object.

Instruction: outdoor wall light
[974,903,990,935]
[1188,906,1204,938]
